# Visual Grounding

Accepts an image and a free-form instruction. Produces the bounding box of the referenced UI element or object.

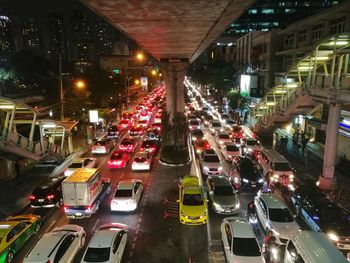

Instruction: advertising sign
[240,75,258,97]
[89,110,99,123]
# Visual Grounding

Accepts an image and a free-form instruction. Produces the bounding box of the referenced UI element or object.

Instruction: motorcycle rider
[264,230,278,262]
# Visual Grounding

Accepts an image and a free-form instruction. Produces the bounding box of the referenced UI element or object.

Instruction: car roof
[260,193,288,209]
[36,176,64,190]
[117,179,141,189]
[26,231,70,260]
[203,149,216,155]
[89,230,117,248]
[261,149,289,163]
[134,152,149,158]
[224,217,255,238]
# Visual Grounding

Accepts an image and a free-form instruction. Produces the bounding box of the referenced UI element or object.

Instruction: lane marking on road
[91,219,100,232]
[133,236,138,243]
[47,220,56,232]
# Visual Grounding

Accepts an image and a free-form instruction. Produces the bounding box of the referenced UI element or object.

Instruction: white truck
[62,168,111,219]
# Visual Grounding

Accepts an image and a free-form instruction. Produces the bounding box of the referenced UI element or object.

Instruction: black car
[140,140,159,154]
[290,184,324,210]
[191,129,204,143]
[29,176,65,208]
[107,125,120,139]
[293,192,350,251]
[229,156,264,190]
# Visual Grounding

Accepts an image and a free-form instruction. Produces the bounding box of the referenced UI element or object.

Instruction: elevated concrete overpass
[80,0,255,116]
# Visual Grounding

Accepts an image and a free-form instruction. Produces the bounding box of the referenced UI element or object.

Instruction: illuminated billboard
[240,75,257,97]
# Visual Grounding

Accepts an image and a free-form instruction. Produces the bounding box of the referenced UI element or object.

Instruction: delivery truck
[62,168,111,218]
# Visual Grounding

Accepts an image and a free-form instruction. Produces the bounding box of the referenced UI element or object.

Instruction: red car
[140,140,158,154]
[118,119,132,130]
[118,138,136,153]
[108,151,130,169]
[194,139,211,154]
[229,125,245,139]
[129,126,145,137]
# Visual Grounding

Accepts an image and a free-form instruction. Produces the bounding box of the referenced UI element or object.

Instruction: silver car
[199,149,223,175]
[207,176,240,214]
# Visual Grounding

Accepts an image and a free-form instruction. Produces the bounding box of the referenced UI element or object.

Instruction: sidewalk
[273,128,350,211]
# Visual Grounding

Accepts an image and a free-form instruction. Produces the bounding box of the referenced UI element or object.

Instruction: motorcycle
[263,242,281,263]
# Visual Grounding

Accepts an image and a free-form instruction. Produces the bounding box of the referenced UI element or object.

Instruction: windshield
[232,127,242,133]
[95,141,107,146]
[269,208,294,222]
[219,134,230,139]
[68,163,83,168]
[121,141,132,146]
[226,145,239,151]
[135,157,147,162]
[213,186,234,196]
[115,189,132,197]
[246,140,257,146]
[183,193,204,206]
[108,126,117,132]
[190,120,199,125]
[83,247,110,262]
[192,130,203,136]
[110,154,122,160]
[274,162,292,171]
[204,156,220,162]
[232,237,261,257]
[212,123,221,127]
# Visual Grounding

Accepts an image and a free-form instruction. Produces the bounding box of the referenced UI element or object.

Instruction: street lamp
[136,52,144,61]
[134,79,140,85]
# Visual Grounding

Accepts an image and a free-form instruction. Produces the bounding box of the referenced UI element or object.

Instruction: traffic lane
[131,161,210,263]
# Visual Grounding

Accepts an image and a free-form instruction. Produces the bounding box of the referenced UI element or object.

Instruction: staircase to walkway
[254,33,350,131]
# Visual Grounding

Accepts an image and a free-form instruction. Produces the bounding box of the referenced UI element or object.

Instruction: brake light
[86,206,91,213]
[206,143,210,148]
[63,206,67,212]
[143,161,149,164]
[29,195,36,200]
[47,194,55,199]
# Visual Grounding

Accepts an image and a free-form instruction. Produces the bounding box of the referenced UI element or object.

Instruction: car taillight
[86,206,91,213]
[63,206,67,212]
[206,143,210,148]
[140,148,144,151]
[144,161,149,164]
[29,195,36,200]
[47,194,55,199]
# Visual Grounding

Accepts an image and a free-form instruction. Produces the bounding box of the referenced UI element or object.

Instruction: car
[207,176,240,214]
[209,120,223,135]
[202,115,213,127]
[23,224,85,263]
[191,129,204,143]
[0,214,41,263]
[129,126,144,137]
[188,119,201,131]
[140,140,158,154]
[91,139,114,154]
[29,176,65,208]
[221,217,265,263]
[81,223,128,263]
[118,138,136,153]
[117,119,132,131]
[145,129,161,141]
[137,119,149,129]
[219,113,230,124]
[291,190,350,251]
[221,142,241,161]
[178,175,207,225]
[228,125,245,140]
[215,132,232,146]
[110,180,143,212]
[108,151,130,169]
[241,137,261,155]
[290,184,324,209]
[193,139,211,155]
[64,158,97,177]
[139,111,151,121]
[254,193,300,244]
[107,125,120,139]
[224,119,236,129]
[132,152,152,171]
[199,149,223,176]
[229,156,265,190]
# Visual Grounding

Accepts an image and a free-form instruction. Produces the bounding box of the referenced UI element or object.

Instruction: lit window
[285,8,296,13]
[261,9,274,14]
[248,9,257,14]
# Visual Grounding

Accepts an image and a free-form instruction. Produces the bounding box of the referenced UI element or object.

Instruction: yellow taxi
[178,175,207,225]
[0,214,41,263]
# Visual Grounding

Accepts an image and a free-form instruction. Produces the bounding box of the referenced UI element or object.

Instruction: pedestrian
[73,125,78,136]
[347,251,350,262]
[284,136,289,151]
[301,137,309,155]
[264,230,276,262]
[243,111,248,125]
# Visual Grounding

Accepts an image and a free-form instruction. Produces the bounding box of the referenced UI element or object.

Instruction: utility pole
[59,52,64,121]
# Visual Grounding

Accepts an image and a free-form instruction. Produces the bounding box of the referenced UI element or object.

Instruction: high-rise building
[21,18,42,52]
[0,13,13,59]
[225,0,343,35]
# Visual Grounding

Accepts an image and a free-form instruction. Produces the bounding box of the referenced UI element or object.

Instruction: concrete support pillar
[28,113,37,151]
[2,112,10,136]
[68,134,73,154]
[61,128,66,155]
[344,54,349,75]
[318,103,340,190]
[39,125,45,153]
[7,104,16,140]
[161,61,189,120]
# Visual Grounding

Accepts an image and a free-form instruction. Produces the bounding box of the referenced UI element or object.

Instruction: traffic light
[113,68,121,74]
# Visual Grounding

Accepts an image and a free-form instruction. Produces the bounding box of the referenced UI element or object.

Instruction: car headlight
[258,178,264,183]
[192,137,197,141]
[247,148,253,152]
[213,202,222,211]
[218,166,223,171]
[271,229,280,236]
[242,178,249,183]
[235,203,240,209]
[233,177,240,183]
[181,211,188,219]
[273,174,279,179]
[327,233,339,242]
[289,174,294,179]
[203,166,209,171]
[196,149,201,153]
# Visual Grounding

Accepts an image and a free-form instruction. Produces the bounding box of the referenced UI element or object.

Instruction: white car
[207,176,240,214]
[81,223,128,263]
[91,139,115,154]
[255,193,300,245]
[221,217,265,263]
[64,158,97,177]
[221,142,241,161]
[199,149,223,175]
[131,152,152,171]
[215,132,232,146]
[24,224,85,263]
[111,179,143,212]
[242,137,261,154]
[209,120,223,135]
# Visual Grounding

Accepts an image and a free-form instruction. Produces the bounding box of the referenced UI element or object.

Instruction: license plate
[38,199,45,202]
[75,213,82,216]
[251,184,256,187]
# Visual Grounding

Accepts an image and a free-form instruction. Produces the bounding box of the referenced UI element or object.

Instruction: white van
[284,231,348,263]
[257,149,295,189]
